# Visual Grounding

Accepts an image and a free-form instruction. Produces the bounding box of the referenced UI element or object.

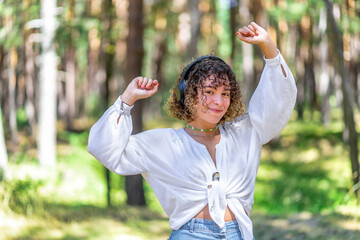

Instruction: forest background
[0,0,360,239]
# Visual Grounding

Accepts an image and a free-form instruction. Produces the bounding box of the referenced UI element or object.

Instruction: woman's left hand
[236,22,269,45]
[236,22,278,59]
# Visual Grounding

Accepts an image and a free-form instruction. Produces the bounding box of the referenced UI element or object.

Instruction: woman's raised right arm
[87,77,159,175]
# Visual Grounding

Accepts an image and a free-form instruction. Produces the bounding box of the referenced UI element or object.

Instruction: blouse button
[207,184,212,189]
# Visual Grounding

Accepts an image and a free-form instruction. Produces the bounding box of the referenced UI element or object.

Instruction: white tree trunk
[0,109,8,171]
[38,0,57,166]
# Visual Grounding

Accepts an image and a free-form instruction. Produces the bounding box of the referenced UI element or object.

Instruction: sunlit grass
[254,115,355,215]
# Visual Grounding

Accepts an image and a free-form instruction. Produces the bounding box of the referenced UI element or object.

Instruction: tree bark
[325,0,359,197]
[304,18,317,119]
[0,47,7,173]
[125,0,145,206]
[318,8,331,125]
[229,0,238,66]
[100,0,116,207]
[239,0,254,104]
[25,34,37,137]
[0,108,7,177]
[295,24,305,120]
[38,0,57,166]
[7,48,18,145]
[186,0,200,59]
[65,46,76,131]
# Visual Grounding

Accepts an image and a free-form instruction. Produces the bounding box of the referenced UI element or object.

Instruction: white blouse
[87,52,297,240]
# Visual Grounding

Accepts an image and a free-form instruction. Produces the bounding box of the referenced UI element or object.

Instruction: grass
[1,113,360,239]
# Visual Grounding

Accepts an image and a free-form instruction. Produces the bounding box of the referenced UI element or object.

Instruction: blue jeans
[169,218,243,239]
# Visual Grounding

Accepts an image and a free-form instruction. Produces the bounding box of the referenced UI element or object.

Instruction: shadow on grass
[7,202,171,240]
[42,202,168,223]
[252,211,360,240]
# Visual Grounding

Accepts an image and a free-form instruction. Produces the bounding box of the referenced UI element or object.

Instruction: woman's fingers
[142,77,148,88]
[248,24,258,36]
[236,22,269,44]
[237,26,255,37]
[135,76,144,88]
[135,76,159,90]
[250,22,261,31]
[146,79,156,89]
[237,28,249,37]
[237,22,264,37]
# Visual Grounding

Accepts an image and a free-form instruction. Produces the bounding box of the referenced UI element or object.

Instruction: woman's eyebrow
[202,85,231,91]
[202,85,215,89]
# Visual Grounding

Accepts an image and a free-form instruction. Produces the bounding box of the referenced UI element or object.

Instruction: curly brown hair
[165,56,245,124]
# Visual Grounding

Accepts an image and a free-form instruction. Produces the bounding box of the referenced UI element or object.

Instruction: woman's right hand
[121,76,159,105]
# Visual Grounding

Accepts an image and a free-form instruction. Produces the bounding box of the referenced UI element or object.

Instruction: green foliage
[0,167,4,182]
[215,0,232,59]
[84,93,105,118]
[57,129,89,147]
[3,177,44,215]
[0,0,40,49]
[16,107,28,129]
[268,1,307,23]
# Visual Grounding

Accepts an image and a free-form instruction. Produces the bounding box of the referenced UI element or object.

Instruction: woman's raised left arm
[237,22,287,77]
[236,22,297,144]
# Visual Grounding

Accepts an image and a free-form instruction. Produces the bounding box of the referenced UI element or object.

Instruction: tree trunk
[125,0,145,206]
[38,0,57,166]
[0,108,7,177]
[318,8,331,125]
[295,24,305,120]
[239,0,254,104]
[105,168,111,207]
[325,0,359,197]
[100,0,116,207]
[186,0,200,59]
[65,46,76,130]
[25,34,37,137]
[229,0,238,66]
[7,48,18,145]
[148,33,167,117]
[0,47,7,173]
[86,28,100,112]
[304,18,317,119]
[251,0,267,86]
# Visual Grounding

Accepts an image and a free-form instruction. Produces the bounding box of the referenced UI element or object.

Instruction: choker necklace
[187,129,219,137]
[185,124,218,132]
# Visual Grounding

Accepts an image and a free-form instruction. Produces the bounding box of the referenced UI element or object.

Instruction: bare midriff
[194,204,236,222]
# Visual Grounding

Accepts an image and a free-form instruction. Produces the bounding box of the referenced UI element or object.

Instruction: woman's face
[192,76,231,127]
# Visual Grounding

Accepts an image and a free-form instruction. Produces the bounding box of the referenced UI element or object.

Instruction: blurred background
[0,0,360,239]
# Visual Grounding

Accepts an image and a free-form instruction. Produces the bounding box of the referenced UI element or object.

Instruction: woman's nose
[212,94,223,105]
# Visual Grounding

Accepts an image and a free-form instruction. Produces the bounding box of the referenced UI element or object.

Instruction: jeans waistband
[179,218,239,233]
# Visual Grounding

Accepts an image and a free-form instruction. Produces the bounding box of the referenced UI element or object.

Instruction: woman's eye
[205,91,213,95]
[222,92,230,96]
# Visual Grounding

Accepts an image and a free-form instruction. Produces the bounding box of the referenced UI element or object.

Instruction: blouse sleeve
[248,51,297,145]
[87,96,147,175]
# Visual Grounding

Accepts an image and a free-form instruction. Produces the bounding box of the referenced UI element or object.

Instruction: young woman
[87,22,297,240]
